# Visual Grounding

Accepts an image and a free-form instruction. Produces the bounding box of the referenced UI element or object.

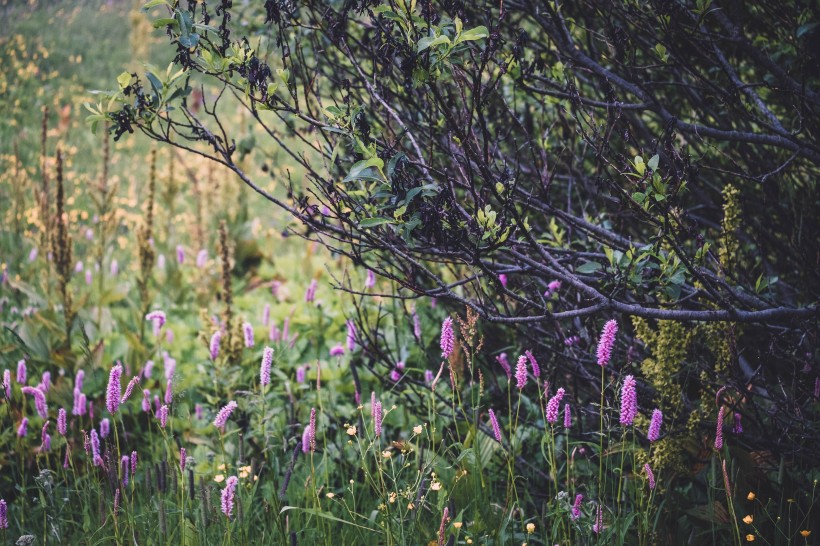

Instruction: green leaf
[417,35,451,53]
[647,154,659,171]
[117,72,131,89]
[575,261,602,274]
[142,0,170,10]
[152,17,178,29]
[279,506,382,532]
[634,155,645,176]
[456,25,489,44]
[344,158,384,182]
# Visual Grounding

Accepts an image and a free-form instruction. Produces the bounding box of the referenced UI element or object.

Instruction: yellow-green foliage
[719,183,741,275]
[632,316,697,472]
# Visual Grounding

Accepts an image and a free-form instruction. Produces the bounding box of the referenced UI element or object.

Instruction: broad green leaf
[575,261,602,274]
[456,25,489,44]
[647,154,660,171]
[142,0,170,10]
[117,72,131,89]
[417,35,451,53]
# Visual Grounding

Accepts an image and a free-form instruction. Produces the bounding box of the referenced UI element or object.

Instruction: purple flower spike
[564,403,572,429]
[305,279,318,303]
[121,376,140,404]
[365,270,376,289]
[214,401,238,430]
[22,386,48,419]
[260,346,273,387]
[413,312,422,341]
[525,350,540,378]
[714,409,724,450]
[164,379,173,405]
[106,364,123,415]
[121,456,130,486]
[142,390,151,413]
[301,426,311,453]
[3,369,10,399]
[145,310,166,337]
[18,417,28,437]
[546,388,566,424]
[221,476,239,519]
[498,273,508,288]
[242,322,255,348]
[209,330,222,361]
[571,494,583,520]
[645,463,656,490]
[0,499,8,530]
[596,319,618,367]
[648,408,663,442]
[176,245,185,264]
[329,343,345,357]
[488,408,503,443]
[196,249,208,268]
[619,375,638,426]
[58,408,67,435]
[100,418,110,439]
[373,400,383,437]
[180,447,187,472]
[440,317,455,359]
[17,359,26,384]
[158,404,169,428]
[515,355,528,390]
[90,429,103,466]
[732,413,743,435]
[496,353,511,379]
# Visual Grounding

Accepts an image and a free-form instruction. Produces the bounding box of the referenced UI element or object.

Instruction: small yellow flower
[388,492,397,504]
[407,502,415,510]
[240,465,251,473]
[800,530,811,537]
[413,425,423,435]
[382,450,392,458]
[466,540,473,545]
[239,469,249,479]
[214,474,225,483]
[346,426,357,436]
[743,515,753,524]
[746,534,755,542]
[526,523,535,533]
[453,522,463,529]
[326,492,335,499]
[747,492,756,501]
[218,463,226,471]
[430,481,442,491]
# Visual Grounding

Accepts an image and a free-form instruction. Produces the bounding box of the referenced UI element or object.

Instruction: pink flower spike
[488,408,503,443]
[564,403,572,429]
[648,408,663,442]
[496,353,511,379]
[440,317,455,359]
[644,463,656,490]
[373,400,383,437]
[209,330,222,361]
[158,405,169,429]
[22,386,48,418]
[571,494,583,520]
[365,270,376,289]
[57,408,67,435]
[260,346,273,387]
[546,388,566,424]
[121,376,140,404]
[714,408,725,450]
[346,320,357,352]
[619,375,638,426]
[242,322,255,348]
[221,476,239,519]
[515,355,528,389]
[525,350,540,378]
[329,343,345,357]
[214,401,238,430]
[145,310,166,337]
[596,319,618,367]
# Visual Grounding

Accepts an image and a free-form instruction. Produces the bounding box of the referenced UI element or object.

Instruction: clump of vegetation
[1,0,818,544]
